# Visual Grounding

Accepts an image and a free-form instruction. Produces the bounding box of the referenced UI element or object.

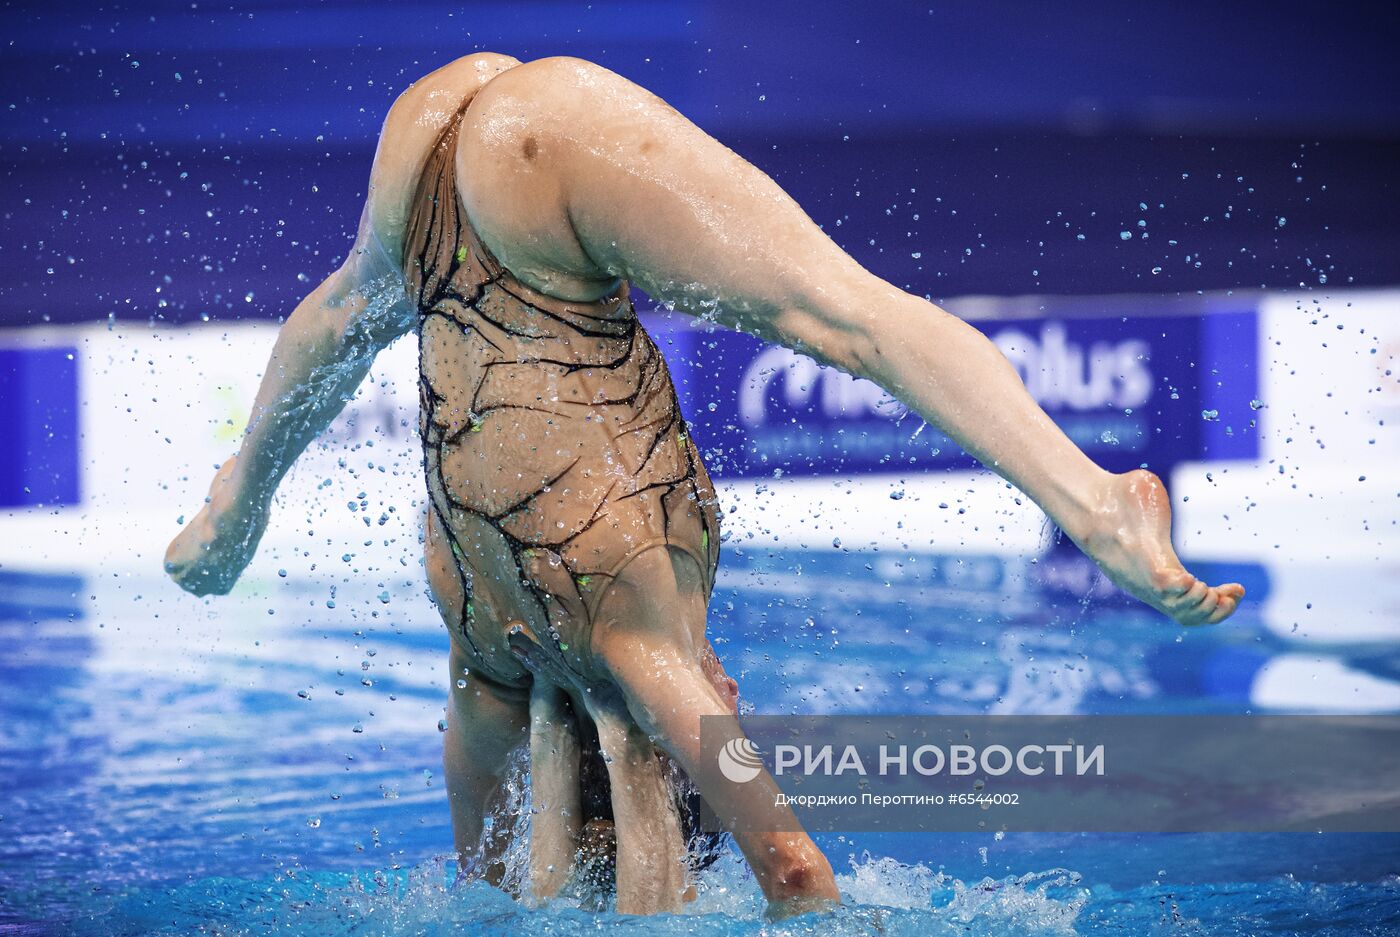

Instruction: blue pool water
[2,550,1398,935]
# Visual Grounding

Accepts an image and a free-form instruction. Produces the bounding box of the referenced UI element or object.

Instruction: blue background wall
[2,0,1398,325]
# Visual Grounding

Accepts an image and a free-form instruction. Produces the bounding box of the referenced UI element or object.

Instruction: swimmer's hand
[164,457,269,597]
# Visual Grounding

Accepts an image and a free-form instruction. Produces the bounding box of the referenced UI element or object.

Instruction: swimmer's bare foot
[1074,469,1245,626]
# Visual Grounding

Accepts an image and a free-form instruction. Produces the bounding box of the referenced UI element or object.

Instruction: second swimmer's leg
[425,508,531,885]
[442,643,530,885]
[588,546,841,917]
[527,679,582,900]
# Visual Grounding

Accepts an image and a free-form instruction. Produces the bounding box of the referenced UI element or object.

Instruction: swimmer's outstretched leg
[466,57,1245,627]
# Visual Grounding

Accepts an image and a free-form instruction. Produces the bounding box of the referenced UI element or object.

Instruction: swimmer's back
[406,81,721,683]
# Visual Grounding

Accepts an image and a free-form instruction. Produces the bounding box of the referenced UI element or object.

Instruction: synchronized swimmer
[165,53,1243,917]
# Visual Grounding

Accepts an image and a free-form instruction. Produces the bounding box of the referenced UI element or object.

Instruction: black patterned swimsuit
[402,94,721,683]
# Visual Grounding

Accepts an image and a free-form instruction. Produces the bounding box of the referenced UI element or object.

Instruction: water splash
[66,851,1092,937]
[42,831,1398,937]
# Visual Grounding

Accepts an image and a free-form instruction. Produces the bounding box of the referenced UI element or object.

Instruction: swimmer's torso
[403,94,720,686]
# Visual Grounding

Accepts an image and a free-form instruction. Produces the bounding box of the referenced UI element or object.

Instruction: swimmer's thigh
[427,507,531,879]
[443,641,529,884]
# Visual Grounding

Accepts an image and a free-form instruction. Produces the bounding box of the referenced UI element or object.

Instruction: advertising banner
[664,301,1260,479]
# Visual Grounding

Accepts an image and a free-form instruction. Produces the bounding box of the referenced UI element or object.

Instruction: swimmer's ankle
[1048,465,1120,550]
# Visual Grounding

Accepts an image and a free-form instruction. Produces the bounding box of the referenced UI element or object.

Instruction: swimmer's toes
[1205,601,1235,625]
[1206,584,1245,624]
[1169,582,1237,627]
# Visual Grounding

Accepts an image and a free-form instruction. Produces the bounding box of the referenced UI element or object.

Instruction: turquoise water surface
[2,549,1398,935]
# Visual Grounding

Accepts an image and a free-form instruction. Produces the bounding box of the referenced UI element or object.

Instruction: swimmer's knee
[766,840,835,901]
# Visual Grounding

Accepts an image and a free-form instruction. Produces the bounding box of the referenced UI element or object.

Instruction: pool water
[2,549,1398,935]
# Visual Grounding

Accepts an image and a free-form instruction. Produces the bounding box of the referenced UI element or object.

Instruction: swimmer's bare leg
[442,644,529,885]
[507,622,690,914]
[580,685,690,913]
[585,547,841,918]
[464,58,1245,627]
[526,680,582,900]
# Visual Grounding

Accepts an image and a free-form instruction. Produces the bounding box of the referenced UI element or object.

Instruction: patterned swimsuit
[403,95,721,684]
